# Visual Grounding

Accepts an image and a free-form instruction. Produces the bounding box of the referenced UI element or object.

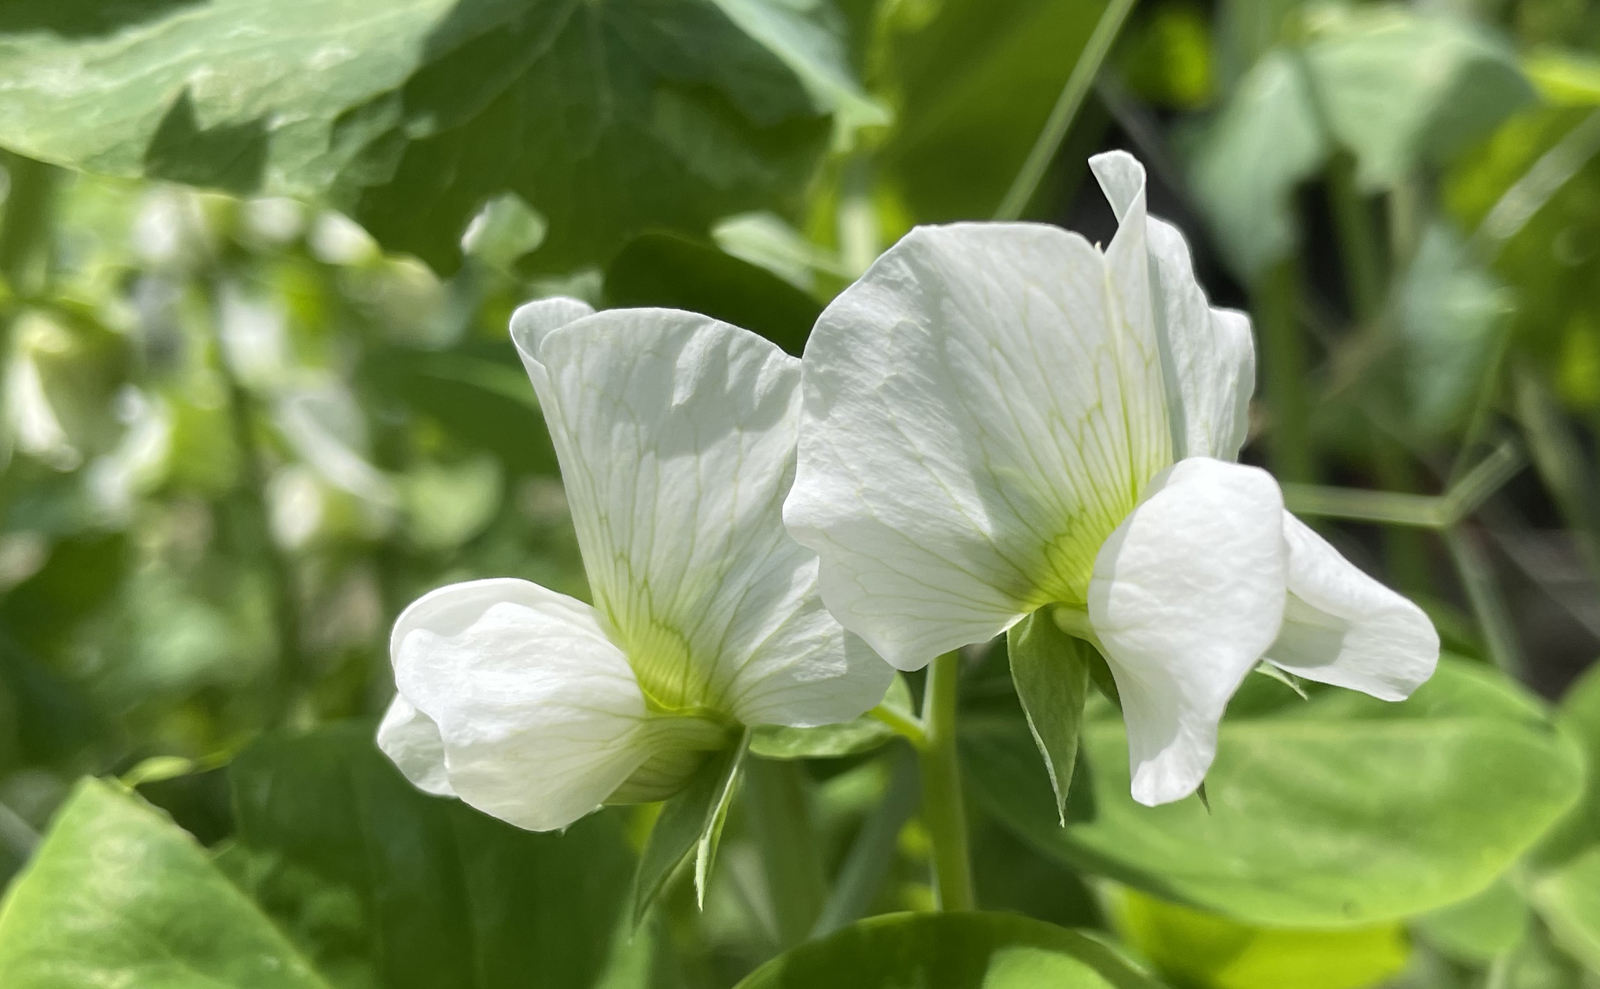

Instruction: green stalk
[1512,364,1600,580]
[1371,431,1433,597]
[0,153,62,301]
[993,0,1140,220]
[1325,154,1384,323]
[918,651,974,912]
[1443,526,1524,679]
[1255,258,1314,483]
[203,273,307,726]
[1326,158,1432,595]
[745,758,827,947]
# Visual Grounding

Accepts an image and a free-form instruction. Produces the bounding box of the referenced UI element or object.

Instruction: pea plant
[0,2,1596,988]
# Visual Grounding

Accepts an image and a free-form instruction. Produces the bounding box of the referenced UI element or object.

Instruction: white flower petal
[1088,457,1288,806]
[507,295,596,357]
[1267,512,1439,700]
[392,579,726,831]
[376,693,454,797]
[510,305,884,724]
[785,223,1172,670]
[1090,151,1256,461]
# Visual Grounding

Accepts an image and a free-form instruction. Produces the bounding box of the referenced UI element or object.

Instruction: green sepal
[631,728,751,923]
[1007,609,1092,826]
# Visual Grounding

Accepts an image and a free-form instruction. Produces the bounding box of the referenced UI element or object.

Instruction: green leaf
[1006,610,1090,826]
[733,911,1162,989]
[1192,8,1533,278]
[0,0,872,272]
[632,731,748,922]
[750,675,913,760]
[229,722,634,989]
[0,777,329,989]
[603,232,823,357]
[964,657,1585,927]
[1397,221,1512,437]
[1305,8,1535,192]
[1189,50,1328,279]
[1108,885,1410,989]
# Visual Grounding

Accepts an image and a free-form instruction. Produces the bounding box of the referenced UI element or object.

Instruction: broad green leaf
[0,777,329,989]
[734,912,1162,989]
[1305,7,1535,191]
[1189,50,1327,279]
[751,675,913,760]
[0,0,872,272]
[229,723,633,989]
[964,657,1585,927]
[632,733,748,922]
[603,232,823,357]
[870,0,1113,221]
[1192,8,1532,278]
[1108,885,1409,989]
[1006,610,1090,826]
[1397,222,1512,437]
[1412,879,1530,964]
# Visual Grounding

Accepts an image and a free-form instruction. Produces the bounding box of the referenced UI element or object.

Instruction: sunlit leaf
[0,777,330,989]
[734,911,1162,989]
[0,0,874,273]
[964,658,1585,927]
[1306,7,1534,191]
[1108,885,1410,989]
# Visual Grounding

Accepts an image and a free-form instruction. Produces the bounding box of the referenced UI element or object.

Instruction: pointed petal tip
[1089,150,1148,222]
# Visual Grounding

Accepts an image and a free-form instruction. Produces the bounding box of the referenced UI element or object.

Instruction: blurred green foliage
[0,0,1596,987]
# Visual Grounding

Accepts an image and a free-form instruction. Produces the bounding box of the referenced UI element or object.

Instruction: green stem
[1282,439,1524,529]
[745,758,827,947]
[867,702,927,748]
[1371,430,1432,597]
[1255,258,1314,483]
[1443,526,1524,678]
[1512,364,1600,580]
[993,0,1140,220]
[0,153,61,301]
[918,651,974,912]
[204,275,307,726]
[1325,153,1384,323]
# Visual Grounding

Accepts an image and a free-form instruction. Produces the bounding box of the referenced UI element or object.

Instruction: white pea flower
[783,151,1439,807]
[379,299,892,831]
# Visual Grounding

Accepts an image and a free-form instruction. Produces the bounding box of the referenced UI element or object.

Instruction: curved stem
[867,702,927,749]
[918,651,974,912]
